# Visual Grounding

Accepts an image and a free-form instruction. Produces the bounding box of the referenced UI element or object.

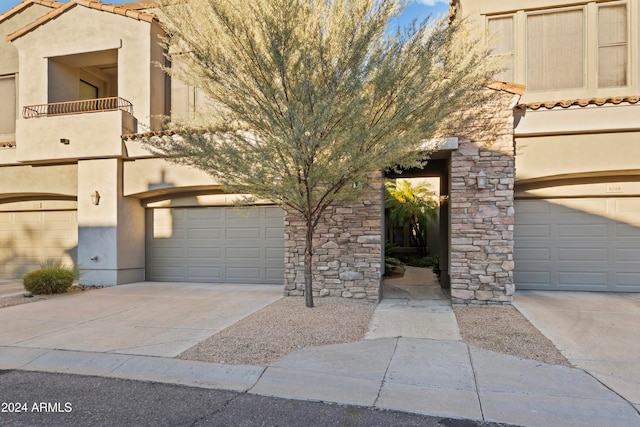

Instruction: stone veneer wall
[283,174,383,302]
[449,92,519,304]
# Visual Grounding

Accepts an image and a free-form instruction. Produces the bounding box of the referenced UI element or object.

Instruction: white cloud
[413,0,449,6]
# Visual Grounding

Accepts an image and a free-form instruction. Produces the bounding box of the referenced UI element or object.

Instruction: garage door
[514,198,640,291]
[0,210,78,279]
[146,206,285,284]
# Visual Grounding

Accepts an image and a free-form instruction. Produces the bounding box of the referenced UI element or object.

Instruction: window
[0,76,16,135]
[526,9,584,91]
[598,4,627,87]
[488,16,514,82]
[79,80,99,100]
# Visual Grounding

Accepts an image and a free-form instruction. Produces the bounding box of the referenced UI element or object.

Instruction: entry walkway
[366,266,461,340]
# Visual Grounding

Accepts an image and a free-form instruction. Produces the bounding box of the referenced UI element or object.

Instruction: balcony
[22,97,133,119]
[16,97,137,163]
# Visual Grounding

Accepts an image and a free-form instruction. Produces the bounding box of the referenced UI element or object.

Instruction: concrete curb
[2,339,639,427]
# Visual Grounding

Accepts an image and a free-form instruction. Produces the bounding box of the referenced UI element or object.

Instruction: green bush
[23,263,77,295]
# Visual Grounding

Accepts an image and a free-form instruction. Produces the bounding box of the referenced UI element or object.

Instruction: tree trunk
[304,217,315,308]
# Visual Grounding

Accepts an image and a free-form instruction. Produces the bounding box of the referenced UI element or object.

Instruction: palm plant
[385,179,438,256]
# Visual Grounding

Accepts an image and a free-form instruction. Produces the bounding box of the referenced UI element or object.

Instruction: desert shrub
[384,242,405,276]
[23,263,77,295]
[384,256,405,277]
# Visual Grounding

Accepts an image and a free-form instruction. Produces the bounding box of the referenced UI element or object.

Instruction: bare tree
[147,0,498,307]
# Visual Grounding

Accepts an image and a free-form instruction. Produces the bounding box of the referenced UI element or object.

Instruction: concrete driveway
[0,282,283,357]
[514,291,640,411]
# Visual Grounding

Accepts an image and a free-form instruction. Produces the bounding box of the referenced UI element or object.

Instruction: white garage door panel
[0,210,78,279]
[146,206,285,284]
[515,198,640,291]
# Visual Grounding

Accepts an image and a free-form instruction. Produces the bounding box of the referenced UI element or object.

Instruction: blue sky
[1,0,450,21]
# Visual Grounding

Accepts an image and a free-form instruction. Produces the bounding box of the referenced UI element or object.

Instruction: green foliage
[149,0,500,307]
[385,179,438,256]
[384,242,405,276]
[23,263,77,295]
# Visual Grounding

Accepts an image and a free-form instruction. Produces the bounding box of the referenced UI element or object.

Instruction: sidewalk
[1,276,639,426]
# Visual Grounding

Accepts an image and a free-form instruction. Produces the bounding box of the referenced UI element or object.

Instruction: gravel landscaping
[454,305,571,367]
[0,285,99,309]
[178,295,571,368]
[179,297,376,366]
[0,293,53,309]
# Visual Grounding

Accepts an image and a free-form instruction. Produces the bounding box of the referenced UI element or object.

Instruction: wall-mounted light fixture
[60,138,70,145]
[90,190,101,206]
[476,171,487,189]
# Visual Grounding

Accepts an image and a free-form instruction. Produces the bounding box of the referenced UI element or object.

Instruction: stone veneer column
[283,173,383,301]
[449,92,519,304]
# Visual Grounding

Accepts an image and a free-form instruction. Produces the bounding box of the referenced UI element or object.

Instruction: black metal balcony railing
[22,97,133,119]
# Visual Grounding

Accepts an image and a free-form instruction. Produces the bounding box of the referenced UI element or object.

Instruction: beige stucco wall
[0,163,77,201]
[516,130,640,183]
[123,157,221,199]
[0,3,56,145]
[150,23,168,130]
[77,159,145,285]
[515,103,640,136]
[515,101,640,198]
[47,60,79,103]
[0,3,54,75]
[16,110,129,162]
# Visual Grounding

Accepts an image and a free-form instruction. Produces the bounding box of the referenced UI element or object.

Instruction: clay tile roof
[521,95,640,110]
[117,1,153,10]
[122,129,182,141]
[74,0,156,22]
[0,0,63,25]
[6,0,156,42]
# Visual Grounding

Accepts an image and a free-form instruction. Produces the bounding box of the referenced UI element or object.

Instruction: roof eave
[6,0,157,43]
[0,0,63,26]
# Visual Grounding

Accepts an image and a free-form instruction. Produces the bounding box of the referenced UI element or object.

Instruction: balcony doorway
[48,49,118,104]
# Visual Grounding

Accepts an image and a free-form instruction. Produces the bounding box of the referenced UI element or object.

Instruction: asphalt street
[0,370,514,427]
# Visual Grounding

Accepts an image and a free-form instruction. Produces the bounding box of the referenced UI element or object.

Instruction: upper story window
[526,9,585,91]
[0,75,16,136]
[488,16,515,82]
[48,49,118,104]
[598,4,627,87]
[486,1,630,96]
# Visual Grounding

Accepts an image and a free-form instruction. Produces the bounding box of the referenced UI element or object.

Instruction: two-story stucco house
[0,0,636,305]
